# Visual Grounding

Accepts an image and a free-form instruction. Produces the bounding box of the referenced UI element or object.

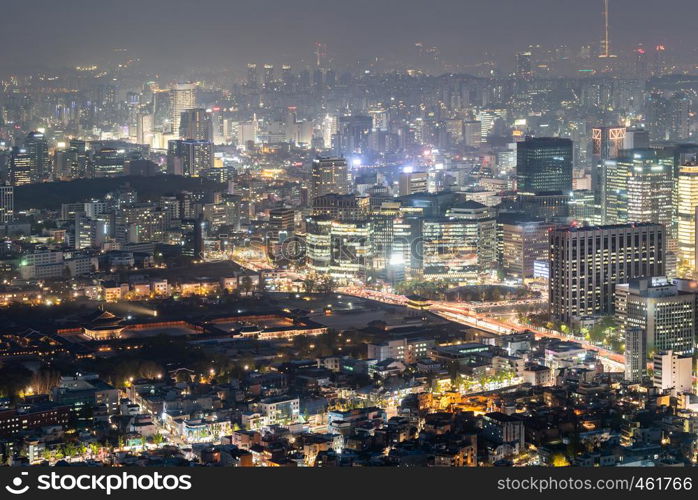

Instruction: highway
[340,286,625,371]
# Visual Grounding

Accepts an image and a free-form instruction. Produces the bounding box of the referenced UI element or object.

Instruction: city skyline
[1,0,698,474]
[1,0,698,75]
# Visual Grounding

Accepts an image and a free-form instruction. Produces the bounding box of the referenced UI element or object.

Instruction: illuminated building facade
[616,277,695,357]
[516,137,573,195]
[549,223,666,324]
[171,82,197,138]
[677,164,698,277]
[310,157,349,199]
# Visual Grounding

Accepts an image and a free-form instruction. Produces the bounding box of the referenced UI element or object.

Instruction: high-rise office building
[0,186,14,224]
[170,83,197,138]
[24,131,50,182]
[167,140,213,177]
[179,108,213,141]
[329,219,373,280]
[263,64,274,89]
[498,214,553,281]
[10,147,32,186]
[647,90,690,142]
[549,223,666,323]
[463,121,482,149]
[516,137,573,195]
[92,148,125,177]
[136,113,154,145]
[592,126,625,207]
[421,201,497,275]
[305,216,372,280]
[592,126,626,162]
[311,194,367,221]
[281,64,293,88]
[269,207,295,238]
[66,139,88,179]
[305,216,332,274]
[569,190,602,226]
[515,52,532,79]
[625,151,673,228]
[335,116,372,155]
[623,128,650,150]
[615,277,695,357]
[603,149,673,226]
[677,164,698,277]
[600,157,628,224]
[246,64,258,88]
[516,192,570,222]
[398,170,428,196]
[624,327,647,383]
[310,157,349,199]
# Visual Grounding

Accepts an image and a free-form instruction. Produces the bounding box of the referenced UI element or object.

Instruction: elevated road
[340,286,625,370]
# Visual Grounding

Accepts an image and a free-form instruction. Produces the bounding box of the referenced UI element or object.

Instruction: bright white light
[389,253,405,266]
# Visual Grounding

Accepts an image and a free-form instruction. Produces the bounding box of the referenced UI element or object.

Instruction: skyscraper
[593,126,626,210]
[499,214,553,281]
[677,164,698,277]
[171,83,197,138]
[624,327,647,383]
[615,277,695,357]
[263,64,275,89]
[246,63,258,88]
[515,52,532,80]
[549,223,665,323]
[516,137,573,195]
[24,131,50,183]
[281,64,294,89]
[137,113,154,145]
[10,147,32,186]
[625,151,673,229]
[422,202,498,276]
[602,149,674,226]
[179,108,213,141]
[398,170,428,196]
[92,148,125,177]
[167,140,213,177]
[66,139,88,179]
[310,157,349,199]
[463,121,482,149]
[335,116,372,156]
[0,186,14,224]
[647,90,689,141]
[592,126,625,162]
[623,128,650,150]
[269,207,295,238]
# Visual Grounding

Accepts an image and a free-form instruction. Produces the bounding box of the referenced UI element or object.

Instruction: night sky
[1,0,697,72]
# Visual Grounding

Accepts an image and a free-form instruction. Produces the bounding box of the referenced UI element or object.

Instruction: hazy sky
[1,0,697,72]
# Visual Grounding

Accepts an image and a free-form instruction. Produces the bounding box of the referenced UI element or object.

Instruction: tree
[241,275,254,295]
[303,274,317,293]
[477,375,491,391]
[461,377,475,394]
[318,275,336,294]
